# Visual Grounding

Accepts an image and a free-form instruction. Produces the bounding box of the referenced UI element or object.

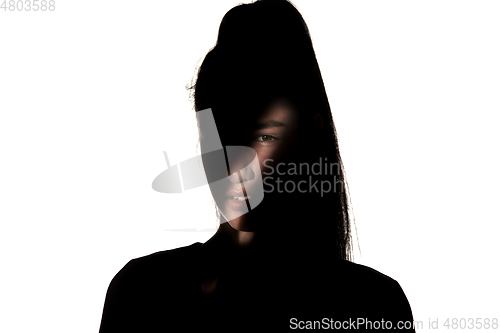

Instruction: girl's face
[203,99,300,232]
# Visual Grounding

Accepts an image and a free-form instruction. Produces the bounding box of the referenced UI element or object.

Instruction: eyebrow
[254,120,286,130]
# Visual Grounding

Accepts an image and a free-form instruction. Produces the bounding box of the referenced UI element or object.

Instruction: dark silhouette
[99,0,415,331]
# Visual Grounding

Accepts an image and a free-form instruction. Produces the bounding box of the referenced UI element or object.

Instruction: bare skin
[200,99,322,294]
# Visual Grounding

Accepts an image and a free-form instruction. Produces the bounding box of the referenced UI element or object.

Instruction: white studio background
[0,1,498,332]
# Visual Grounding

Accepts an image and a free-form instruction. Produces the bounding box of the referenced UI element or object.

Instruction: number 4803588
[1,0,56,11]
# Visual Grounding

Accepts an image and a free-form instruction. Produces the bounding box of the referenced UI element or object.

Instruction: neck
[202,219,295,261]
[205,222,258,250]
[227,222,258,246]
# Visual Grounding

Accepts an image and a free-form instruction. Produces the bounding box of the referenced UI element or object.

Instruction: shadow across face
[199,99,301,233]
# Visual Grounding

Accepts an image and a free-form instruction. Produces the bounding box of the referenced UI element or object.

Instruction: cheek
[255,148,279,175]
[254,142,297,172]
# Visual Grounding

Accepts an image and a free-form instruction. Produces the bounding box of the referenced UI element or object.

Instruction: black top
[99,242,415,332]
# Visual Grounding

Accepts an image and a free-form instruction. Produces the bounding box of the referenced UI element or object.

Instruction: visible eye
[254,134,277,142]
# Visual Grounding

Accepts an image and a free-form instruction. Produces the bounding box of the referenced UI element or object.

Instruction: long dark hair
[190,0,354,261]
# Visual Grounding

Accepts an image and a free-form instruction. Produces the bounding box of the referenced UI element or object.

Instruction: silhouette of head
[192,0,353,260]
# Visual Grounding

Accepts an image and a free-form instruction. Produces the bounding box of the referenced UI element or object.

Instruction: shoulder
[334,260,415,324]
[336,259,407,299]
[338,260,399,286]
[129,241,202,267]
[103,242,203,306]
[111,242,202,286]
[99,243,203,332]
[120,242,201,271]
[106,243,201,285]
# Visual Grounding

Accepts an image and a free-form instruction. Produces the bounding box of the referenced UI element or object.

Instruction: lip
[226,187,250,211]
[226,197,250,211]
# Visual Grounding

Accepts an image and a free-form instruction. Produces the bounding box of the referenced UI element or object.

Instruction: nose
[225,146,257,183]
[227,165,255,183]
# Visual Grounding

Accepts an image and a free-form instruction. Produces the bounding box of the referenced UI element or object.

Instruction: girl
[99,1,415,331]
